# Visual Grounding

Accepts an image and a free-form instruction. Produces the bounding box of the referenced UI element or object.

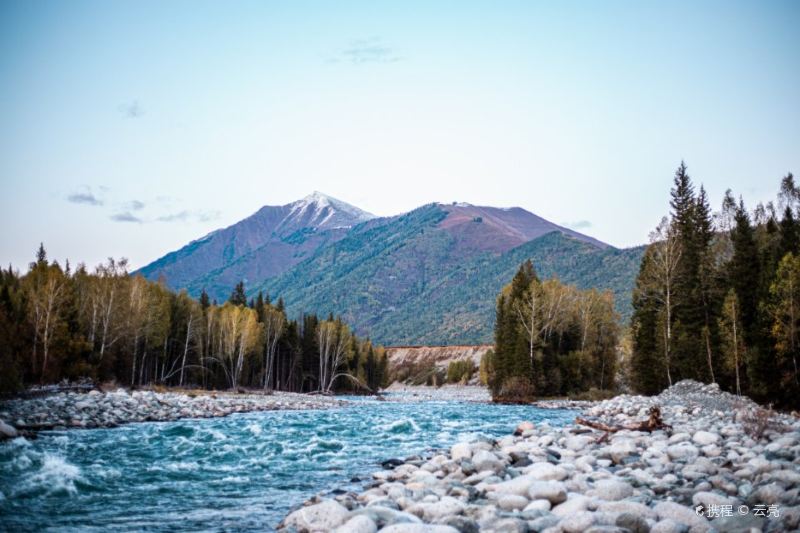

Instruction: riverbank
[383,383,492,403]
[0,388,347,434]
[279,380,800,532]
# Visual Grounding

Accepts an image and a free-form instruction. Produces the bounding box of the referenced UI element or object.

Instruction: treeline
[0,247,388,394]
[630,163,800,409]
[487,260,619,400]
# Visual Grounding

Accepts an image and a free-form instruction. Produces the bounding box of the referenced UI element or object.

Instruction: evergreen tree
[229,281,247,306]
[199,289,210,310]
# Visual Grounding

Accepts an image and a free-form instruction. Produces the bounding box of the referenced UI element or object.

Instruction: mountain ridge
[138,193,642,344]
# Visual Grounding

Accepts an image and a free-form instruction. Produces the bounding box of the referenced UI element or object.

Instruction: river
[0,396,577,532]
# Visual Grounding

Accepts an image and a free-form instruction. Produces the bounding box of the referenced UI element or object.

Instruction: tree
[636,217,682,386]
[209,303,261,389]
[317,319,352,393]
[25,253,68,381]
[261,304,285,390]
[719,289,745,395]
[769,253,800,389]
[93,258,129,363]
[229,281,247,306]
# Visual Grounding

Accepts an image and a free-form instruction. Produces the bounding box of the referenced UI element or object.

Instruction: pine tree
[730,201,760,344]
[630,249,668,394]
[668,163,706,381]
[229,281,247,306]
[779,206,799,259]
[199,289,210,310]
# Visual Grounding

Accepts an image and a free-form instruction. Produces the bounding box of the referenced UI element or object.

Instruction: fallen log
[576,406,672,443]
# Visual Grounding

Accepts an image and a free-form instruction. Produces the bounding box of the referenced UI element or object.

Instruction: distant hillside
[259,204,644,344]
[139,194,644,345]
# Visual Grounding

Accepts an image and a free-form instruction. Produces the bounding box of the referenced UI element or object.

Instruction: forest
[630,164,800,409]
[487,260,619,401]
[0,251,388,395]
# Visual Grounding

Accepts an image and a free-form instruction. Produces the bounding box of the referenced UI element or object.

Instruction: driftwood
[576,406,672,443]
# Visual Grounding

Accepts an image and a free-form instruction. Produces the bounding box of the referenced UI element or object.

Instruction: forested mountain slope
[141,196,643,345]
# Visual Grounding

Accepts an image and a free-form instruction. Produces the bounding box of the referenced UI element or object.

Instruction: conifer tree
[229,281,247,306]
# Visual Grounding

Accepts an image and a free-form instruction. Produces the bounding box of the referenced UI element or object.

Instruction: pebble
[0,389,345,432]
[275,379,799,533]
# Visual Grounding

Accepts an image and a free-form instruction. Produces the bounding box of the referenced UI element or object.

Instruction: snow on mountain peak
[285,191,375,229]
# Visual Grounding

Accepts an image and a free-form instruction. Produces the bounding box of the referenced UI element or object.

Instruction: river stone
[483,518,528,533]
[523,462,568,481]
[421,496,465,521]
[594,479,633,501]
[527,480,567,504]
[552,494,592,517]
[598,500,658,521]
[524,499,551,512]
[748,482,785,505]
[380,525,459,533]
[650,519,688,533]
[451,442,472,461]
[565,435,592,451]
[561,510,596,533]
[472,450,503,473]
[710,513,764,533]
[666,442,700,461]
[0,420,18,439]
[608,439,637,463]
[653,501,710,532]
[351,506,422,526]
[497,494,529,511]
[332,515,377,533]
[616,512,650,533]
[282,499,349,531]
[514,421,535,435]
[691,431,719,446]
[691,491,736,508]
[529,514,560,531]
[436,516,479,533]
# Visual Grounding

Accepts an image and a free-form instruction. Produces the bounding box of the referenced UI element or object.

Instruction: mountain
[138,192,375,296]
[139,195,644,345]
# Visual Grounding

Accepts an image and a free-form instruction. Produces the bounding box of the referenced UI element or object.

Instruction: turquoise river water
[0,396,576,532]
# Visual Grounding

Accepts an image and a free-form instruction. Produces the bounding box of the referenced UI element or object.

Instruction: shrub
[497,376,534,402]
[571,388,617,401]
[446,360,475,384]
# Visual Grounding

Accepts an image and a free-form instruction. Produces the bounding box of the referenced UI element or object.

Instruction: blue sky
[1,0,798,270]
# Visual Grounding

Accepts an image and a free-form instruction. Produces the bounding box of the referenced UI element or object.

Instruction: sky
[1,0,798,271]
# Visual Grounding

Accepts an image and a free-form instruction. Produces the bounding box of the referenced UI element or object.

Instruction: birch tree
[261,305,285,390]
[26,262,67,380]
[639,217,682,386]
[317,320,351,393]
[719,289,745,395]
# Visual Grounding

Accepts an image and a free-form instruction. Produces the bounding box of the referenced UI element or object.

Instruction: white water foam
[16,453,84,497]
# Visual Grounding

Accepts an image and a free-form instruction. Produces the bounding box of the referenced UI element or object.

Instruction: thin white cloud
[331,37,402,64]
[118,100,145,118]
[562,220,592,230]
[67,190,104,206]
[110,211,143,223]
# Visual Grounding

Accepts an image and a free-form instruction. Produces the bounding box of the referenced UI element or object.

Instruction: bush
[446,360,475,384]
[497,376,534,402]
[571,388,617,401]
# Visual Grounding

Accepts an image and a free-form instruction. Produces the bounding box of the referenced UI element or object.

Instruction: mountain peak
[288,192,375,227]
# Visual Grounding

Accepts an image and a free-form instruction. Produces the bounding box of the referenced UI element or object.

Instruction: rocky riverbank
[383,384,492,403]
[0,388,346,434]
[279,381,800,532]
